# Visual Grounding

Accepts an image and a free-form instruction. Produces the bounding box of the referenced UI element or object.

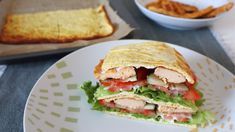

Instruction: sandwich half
[81,41,214,128]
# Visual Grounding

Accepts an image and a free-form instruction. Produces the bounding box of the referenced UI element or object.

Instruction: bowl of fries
[135,0,234,30]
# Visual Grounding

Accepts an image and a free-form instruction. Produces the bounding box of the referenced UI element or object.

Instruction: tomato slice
[142,110,156,116]
[115,81,136,88]
[121,109,155,117]
[98,99,115,108]
[177,118,189,122]
[183,87,201,101]
[98,99,106,105]
[120,109,129,113]
[101,81,112,87]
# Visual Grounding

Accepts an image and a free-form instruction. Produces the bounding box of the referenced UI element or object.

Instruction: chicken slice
[94,60,136,80]
[101,67,136,80]
[154,67,186,83]
[158,105,194,113]
[147,74,168,87]
[114,98,146,110]
[169,83,188,95]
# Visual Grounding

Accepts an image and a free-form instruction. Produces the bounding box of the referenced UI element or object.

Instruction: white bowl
[135,0,232,30]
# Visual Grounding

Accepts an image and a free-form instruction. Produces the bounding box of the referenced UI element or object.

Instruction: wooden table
[0,0,234,131]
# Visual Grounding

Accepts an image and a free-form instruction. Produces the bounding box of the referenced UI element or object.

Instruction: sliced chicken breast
[154,67,186,83]
[169,83,188,95]
[102,67,136,80]
[114,98,146,110]
[94,60,136,80]
[147,74,168,88]
[158,105,194,113]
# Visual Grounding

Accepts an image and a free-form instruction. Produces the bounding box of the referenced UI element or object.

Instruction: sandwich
[0,5,114,44]
[81,41,214,128]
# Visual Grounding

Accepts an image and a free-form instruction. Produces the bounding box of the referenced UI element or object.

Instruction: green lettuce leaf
[195,98,205,107]
[80,81,100,104]
[131,113,152,119]
[189,110,215,127]
[194,86,205,107]
[95,86,120,98]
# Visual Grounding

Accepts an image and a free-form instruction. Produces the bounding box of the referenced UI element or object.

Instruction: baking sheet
[0,0,133,60]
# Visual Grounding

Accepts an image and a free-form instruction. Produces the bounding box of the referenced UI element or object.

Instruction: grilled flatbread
[0,5,114,44]
[101,42,195,84]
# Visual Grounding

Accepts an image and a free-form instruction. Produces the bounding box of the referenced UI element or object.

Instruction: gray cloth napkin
[0,65,7,78]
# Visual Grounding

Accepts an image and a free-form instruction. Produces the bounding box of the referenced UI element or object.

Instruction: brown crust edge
[174,50,196,84]
[0,5,115,44]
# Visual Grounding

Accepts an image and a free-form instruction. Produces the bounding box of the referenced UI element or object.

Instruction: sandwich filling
[98,98,192,123]
[81,81,214,127]
[95,60,200,101]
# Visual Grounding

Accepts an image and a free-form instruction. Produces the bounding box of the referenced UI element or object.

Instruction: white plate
[135,0,232,30]
[23,40,235,132]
